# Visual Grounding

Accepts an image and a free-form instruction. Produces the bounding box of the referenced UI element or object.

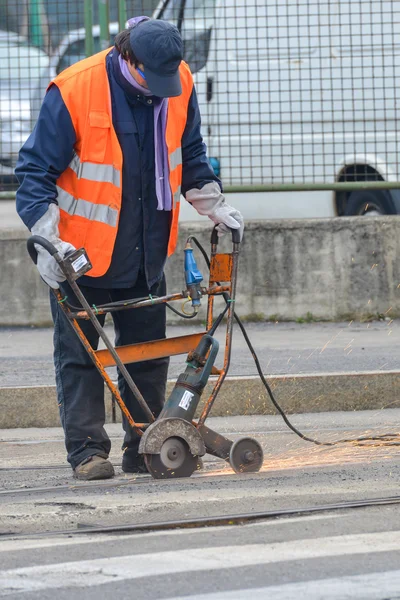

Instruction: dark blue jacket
[15,49,220,288]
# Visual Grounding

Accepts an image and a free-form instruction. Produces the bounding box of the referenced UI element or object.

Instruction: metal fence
[1,0,400,204]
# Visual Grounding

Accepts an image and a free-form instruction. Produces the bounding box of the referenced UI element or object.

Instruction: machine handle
[195,334,220,388]
[211,225,241,246]
[27,235,59,265]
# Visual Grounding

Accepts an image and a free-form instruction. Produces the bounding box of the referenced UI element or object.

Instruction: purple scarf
[118,16,171,211]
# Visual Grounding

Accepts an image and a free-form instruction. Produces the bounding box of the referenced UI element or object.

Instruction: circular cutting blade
[144,436,198,479]
[229,437,264,474]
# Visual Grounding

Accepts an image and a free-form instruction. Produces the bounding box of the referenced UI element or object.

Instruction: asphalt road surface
[1,319,399,387]
[2,507,400,600]
[1,412,400,598]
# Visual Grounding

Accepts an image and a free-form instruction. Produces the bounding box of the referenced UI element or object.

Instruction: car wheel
[344,189,397,216]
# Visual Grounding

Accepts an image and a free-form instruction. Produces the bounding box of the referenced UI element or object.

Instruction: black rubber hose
[190,236,400,447]
[166,303,198,319]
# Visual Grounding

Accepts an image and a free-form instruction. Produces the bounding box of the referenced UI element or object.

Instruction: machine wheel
[144,436,198,479]
[229,437,263,474]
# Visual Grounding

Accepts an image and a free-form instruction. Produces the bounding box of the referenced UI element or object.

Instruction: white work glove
[186,182,244,240]
[31,203,76,289]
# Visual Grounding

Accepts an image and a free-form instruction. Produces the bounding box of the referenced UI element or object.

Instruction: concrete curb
[1,370,399,429]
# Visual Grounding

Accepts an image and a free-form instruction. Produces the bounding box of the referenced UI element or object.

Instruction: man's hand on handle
[31,203,76,288]
[186,182,244,241]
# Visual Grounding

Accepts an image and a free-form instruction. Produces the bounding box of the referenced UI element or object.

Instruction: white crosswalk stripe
[165,570,400,600]
[1,531,400,596]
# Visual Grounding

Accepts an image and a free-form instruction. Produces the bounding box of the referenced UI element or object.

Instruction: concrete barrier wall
[2,216,400,326]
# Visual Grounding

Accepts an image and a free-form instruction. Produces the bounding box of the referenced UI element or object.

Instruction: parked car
[0,31,49,187]
[153,0,400,218]
[5,23,124,190]
[27,1,400,219]
[29,22,121,133]
[0,30,28,47]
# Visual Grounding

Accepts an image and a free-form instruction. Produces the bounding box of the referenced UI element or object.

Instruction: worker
[15,17,243,480]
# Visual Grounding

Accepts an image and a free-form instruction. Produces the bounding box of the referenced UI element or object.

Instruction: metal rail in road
[2,492,400,540]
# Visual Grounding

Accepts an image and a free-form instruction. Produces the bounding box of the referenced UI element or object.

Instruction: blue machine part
[184,246,203,285]
[184,244,203,307]
[209,157,220,177]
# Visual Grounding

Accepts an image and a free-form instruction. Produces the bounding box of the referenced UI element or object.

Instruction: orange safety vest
[51,48,193,277]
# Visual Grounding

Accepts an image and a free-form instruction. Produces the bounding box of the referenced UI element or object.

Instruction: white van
[153,0,400,219]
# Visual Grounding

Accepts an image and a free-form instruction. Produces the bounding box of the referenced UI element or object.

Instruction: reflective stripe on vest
[69,151,120,187]
[169,147,182,171]
[173,187,181,207]
[57,186,118,227]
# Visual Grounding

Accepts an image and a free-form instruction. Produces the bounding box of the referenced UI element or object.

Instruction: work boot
[122,448,148,474]
[73,455,115,480]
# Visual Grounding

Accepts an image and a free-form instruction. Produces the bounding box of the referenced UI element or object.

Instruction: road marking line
[167,569,400,600]
[171,571,400,600]
[1,531,400,595]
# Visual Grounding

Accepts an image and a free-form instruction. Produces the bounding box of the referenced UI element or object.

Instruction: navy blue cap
[129,19,183,98]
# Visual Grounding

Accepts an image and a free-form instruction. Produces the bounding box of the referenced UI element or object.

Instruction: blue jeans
[50,273,169,468]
